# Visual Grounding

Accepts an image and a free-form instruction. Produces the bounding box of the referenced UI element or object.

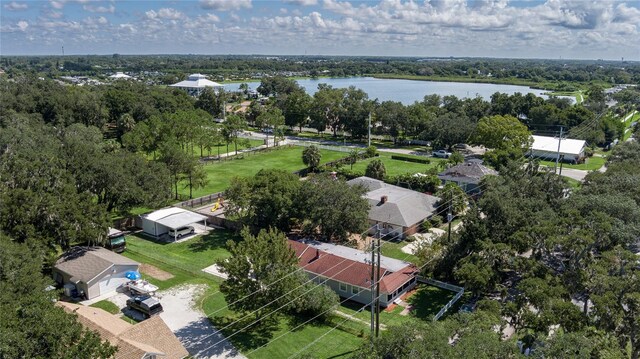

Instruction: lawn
[337,284,457,327]
[380,239,420,264]
[539,155,606,171]
[178,145,348,198]
[91,300,121,314]
[349,152,446,177]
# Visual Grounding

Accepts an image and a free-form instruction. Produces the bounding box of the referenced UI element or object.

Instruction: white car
[433,150,452,158]
[168,226,195,239]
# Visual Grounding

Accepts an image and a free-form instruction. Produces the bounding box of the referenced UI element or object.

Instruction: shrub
[390,154,431,164]
[430,215,443,228]
[365,145,378,158]
[420,220,432,232]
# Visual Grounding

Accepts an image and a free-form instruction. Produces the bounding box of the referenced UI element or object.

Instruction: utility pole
[447,194,453,243]
[368,112,371,147]
[369,225,377,344]
[375,225,381,338]
[555,126,563,174]
[559,155,565,176]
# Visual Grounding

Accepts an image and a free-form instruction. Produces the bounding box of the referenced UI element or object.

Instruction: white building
[169,73,224,96]
[109,72,132,80]
[140,207,208,241]
[528,135,587,163]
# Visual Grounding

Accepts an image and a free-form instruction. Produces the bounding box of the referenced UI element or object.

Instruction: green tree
[256,106,285,147]
[224,113,246,155]
[474,114,532,168]
[365,159,386,180]
[217,228,300,324]
[159,142,191,199]
[182,157,209,199]
[0,236,117,359]
[437,182,467,215]
[302,145,322,171]
[348,148,361,169]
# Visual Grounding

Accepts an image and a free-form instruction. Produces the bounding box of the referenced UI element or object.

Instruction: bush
[430,215,443,228]
[420,220,432,232]
[390,154,431,164]
[584,147,595,157]
[335,167,365,179]
[365,145,378,158]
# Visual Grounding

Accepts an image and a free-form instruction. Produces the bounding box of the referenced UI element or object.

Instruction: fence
[418,277,465,321]
[291,140,354,153]
[174,192,224,208]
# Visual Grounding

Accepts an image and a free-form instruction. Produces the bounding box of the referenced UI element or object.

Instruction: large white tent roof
[169,73,223,89]
[531,135,586,155]
[142,207,207,229]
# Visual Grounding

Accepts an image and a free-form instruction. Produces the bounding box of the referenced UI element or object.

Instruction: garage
[140,207,209,241]
[53,247,139,300]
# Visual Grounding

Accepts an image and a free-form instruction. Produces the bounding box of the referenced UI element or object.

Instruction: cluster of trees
[408,141,640,357]
[225,169,369,242]
[4,55,639,87]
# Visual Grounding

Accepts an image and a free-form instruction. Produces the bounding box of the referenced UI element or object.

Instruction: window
[339,282,347,292]
[352,286,360,295]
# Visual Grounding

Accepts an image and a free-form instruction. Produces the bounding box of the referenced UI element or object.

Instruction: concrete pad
[202,264,228,280]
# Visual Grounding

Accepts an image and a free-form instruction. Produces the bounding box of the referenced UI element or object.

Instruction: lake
[223,77,569,105]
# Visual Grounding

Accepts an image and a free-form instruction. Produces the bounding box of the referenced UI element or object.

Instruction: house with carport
[53,247,139,300]
[140,207,208,241]
[289,240,418,307]
[347,176,440,238]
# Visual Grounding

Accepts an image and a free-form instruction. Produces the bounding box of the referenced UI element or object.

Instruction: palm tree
[302,145,322,171]
[348,148,361,169]
[365,159,386,180]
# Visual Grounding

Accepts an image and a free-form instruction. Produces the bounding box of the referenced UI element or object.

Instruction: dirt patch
[140,263,174,280]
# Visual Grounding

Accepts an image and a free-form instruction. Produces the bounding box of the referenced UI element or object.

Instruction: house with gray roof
[437,160,498,194]
[53,247,139,300]
[347,177,440,238]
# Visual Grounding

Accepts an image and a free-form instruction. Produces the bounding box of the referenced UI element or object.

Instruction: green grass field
[539,155,605,171]
[178,145,348,198]
[380,239,420,264]
[90,300,121,314]
[349,152,446,177]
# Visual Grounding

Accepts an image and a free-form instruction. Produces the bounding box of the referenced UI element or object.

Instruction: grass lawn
[90,300,121,314]
[178,145,348,198]
[349,152,446,177]
[539,155,606,171]
[337,285,457,327]
[380,239,419,264]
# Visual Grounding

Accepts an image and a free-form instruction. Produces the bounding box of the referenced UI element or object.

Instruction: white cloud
[283,0,318,6]
[200,0,252,11]
[50,0,65,9]
[3,2,28,11]
[83,4,115,14]
[145,8,185,21]
[17,21,29,31]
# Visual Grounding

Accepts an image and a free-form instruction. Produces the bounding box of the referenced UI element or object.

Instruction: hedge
[390,154,431,164]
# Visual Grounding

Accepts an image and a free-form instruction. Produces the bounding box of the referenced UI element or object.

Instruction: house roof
[530,135,586,156]
[289,240,418,294]
[303,239,410,272]
[141,207,208,229]
[169,73,223,89]
[109,72,132,79]
[437,161,498,184]
[347,177,440,227]
[58,302,188,359]
[55,247,139,283]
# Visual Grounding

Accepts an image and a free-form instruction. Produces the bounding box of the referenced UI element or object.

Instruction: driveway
[160,285,245,359]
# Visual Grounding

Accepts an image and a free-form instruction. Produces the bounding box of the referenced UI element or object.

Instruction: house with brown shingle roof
[437,160,498,194]
[289,240,418,307]
[58,301,188,359]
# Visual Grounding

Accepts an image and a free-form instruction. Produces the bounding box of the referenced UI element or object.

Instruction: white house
[140,207,208,240]
[528,135,587,163]
[109,72,132,80]
[169,73,224,96]
[53,247,139,300]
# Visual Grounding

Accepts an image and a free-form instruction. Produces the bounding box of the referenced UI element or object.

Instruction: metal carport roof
[143,207,208,229]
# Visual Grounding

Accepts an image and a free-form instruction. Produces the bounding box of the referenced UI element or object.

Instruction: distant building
[109,72,132,80]
[528,135,587,163]
[437,160,498,194]
[169,73,224,96]
[347,177,440,238]
[289,240,418,307]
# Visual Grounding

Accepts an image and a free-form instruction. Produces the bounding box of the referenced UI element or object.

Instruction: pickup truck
[432,150,452,158]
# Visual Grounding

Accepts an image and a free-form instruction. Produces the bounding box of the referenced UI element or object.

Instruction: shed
[53,247,139,300]
[528,135,587,163]
[140,207,208,240]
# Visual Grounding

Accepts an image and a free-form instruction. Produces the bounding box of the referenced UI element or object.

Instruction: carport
[141,207,208,241]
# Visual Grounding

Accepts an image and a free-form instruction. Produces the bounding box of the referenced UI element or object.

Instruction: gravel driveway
[160,285,245,359]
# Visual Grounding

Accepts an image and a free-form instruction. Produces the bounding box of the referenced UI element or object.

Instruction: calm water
[223,77,567,105]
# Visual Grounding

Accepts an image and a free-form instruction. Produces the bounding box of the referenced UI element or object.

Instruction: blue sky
[1,0,639,59]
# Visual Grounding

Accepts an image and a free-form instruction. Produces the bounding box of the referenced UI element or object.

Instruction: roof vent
[380,195,388,204]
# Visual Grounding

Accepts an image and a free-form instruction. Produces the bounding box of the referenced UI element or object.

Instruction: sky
[1,0,639,60]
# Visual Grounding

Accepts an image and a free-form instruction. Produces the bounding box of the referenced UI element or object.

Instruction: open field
[349,152,446,177]
[178,145,348,198]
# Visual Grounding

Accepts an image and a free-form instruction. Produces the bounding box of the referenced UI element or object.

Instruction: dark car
[126,295,163,318]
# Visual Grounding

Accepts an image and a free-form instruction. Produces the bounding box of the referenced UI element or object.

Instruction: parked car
[126,295,163,318]
[168,226,195,238]
[453,143,468,150]
[433,150,452,158]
